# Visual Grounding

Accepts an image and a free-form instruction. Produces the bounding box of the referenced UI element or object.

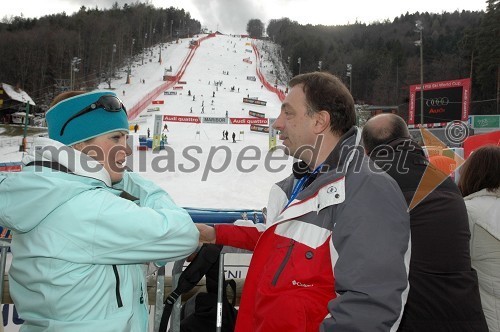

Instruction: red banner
[163,115,201,123]
[230,118,268,125]
[152,100,164,104]
[0,163,22,172]
[173,86,184,90]
[409,78,470,126]
[463,130,500,158]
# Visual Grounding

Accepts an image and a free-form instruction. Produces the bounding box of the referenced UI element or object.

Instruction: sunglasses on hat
[59,95,127,136]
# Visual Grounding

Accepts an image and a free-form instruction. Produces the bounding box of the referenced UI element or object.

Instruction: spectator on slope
[0,91,199,332]
[459,145,500,332]
[362,113,488,332]
[232,132,236,143]
[197,72,410,332]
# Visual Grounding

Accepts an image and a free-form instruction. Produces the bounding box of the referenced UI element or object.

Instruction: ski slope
[1,33,293,210]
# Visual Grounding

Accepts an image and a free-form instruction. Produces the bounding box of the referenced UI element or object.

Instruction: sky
[2,0,487,34]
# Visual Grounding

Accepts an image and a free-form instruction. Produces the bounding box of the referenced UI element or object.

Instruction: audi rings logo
[426,97,449,107]
[445,121,470,145]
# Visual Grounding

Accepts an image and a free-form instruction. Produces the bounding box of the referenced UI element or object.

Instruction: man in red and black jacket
[197,72,411,332]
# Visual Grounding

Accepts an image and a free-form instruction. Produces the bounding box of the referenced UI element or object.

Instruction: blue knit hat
[46,91,129,146]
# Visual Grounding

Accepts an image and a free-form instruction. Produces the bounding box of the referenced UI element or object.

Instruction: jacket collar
[464,188,500,200]
[371,137,425,158]
[292,126,361,180]
[22,137,112,186]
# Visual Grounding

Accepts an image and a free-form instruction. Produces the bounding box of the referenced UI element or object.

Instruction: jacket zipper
[271,239,296,286]
[112,265,124,308]
[140,284,144,304]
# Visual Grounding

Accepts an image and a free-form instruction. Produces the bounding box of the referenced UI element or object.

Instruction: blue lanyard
[284,164,323,209]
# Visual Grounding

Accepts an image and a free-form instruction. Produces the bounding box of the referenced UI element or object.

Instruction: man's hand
[196,223,216,244]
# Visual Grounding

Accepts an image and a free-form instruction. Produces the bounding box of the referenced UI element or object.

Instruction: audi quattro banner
[230,118,268,125]
[163,115,201,123]
[409,78,471,126]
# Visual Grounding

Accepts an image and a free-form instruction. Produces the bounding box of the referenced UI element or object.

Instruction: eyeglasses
[59,95,127,136]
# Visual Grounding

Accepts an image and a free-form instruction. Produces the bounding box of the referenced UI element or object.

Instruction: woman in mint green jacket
[0,91,199,331]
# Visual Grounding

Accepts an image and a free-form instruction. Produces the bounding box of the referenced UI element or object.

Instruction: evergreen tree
[246,19,264,38]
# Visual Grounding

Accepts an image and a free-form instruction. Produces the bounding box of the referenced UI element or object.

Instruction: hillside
[1,33,294,210]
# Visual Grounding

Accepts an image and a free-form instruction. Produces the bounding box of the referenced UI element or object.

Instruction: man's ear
[314,110,330,134]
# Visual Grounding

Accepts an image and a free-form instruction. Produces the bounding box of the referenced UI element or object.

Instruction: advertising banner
[246,76,257,81]
[202,117,227,124]
[172,86,184,90]
[164,91,177,95]
[409,78,470,126]
[163,115,201,123]
[230,118,268,125]
[249,110,266,118]
[464,130,500,158]
[152,115,162,153]
[242,58,252,64]
[0,162,22,172]
[250,124,269,133]
[243,98,267,106]
[469,115,500,129]
[177,81,187,84]
[152,100,164,104]
[268,118,278,151]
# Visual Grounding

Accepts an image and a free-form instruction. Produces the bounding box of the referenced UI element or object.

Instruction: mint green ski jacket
[0,137,199,331]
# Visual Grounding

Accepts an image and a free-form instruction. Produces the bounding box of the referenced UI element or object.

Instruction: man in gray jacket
[197,72,411,331]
